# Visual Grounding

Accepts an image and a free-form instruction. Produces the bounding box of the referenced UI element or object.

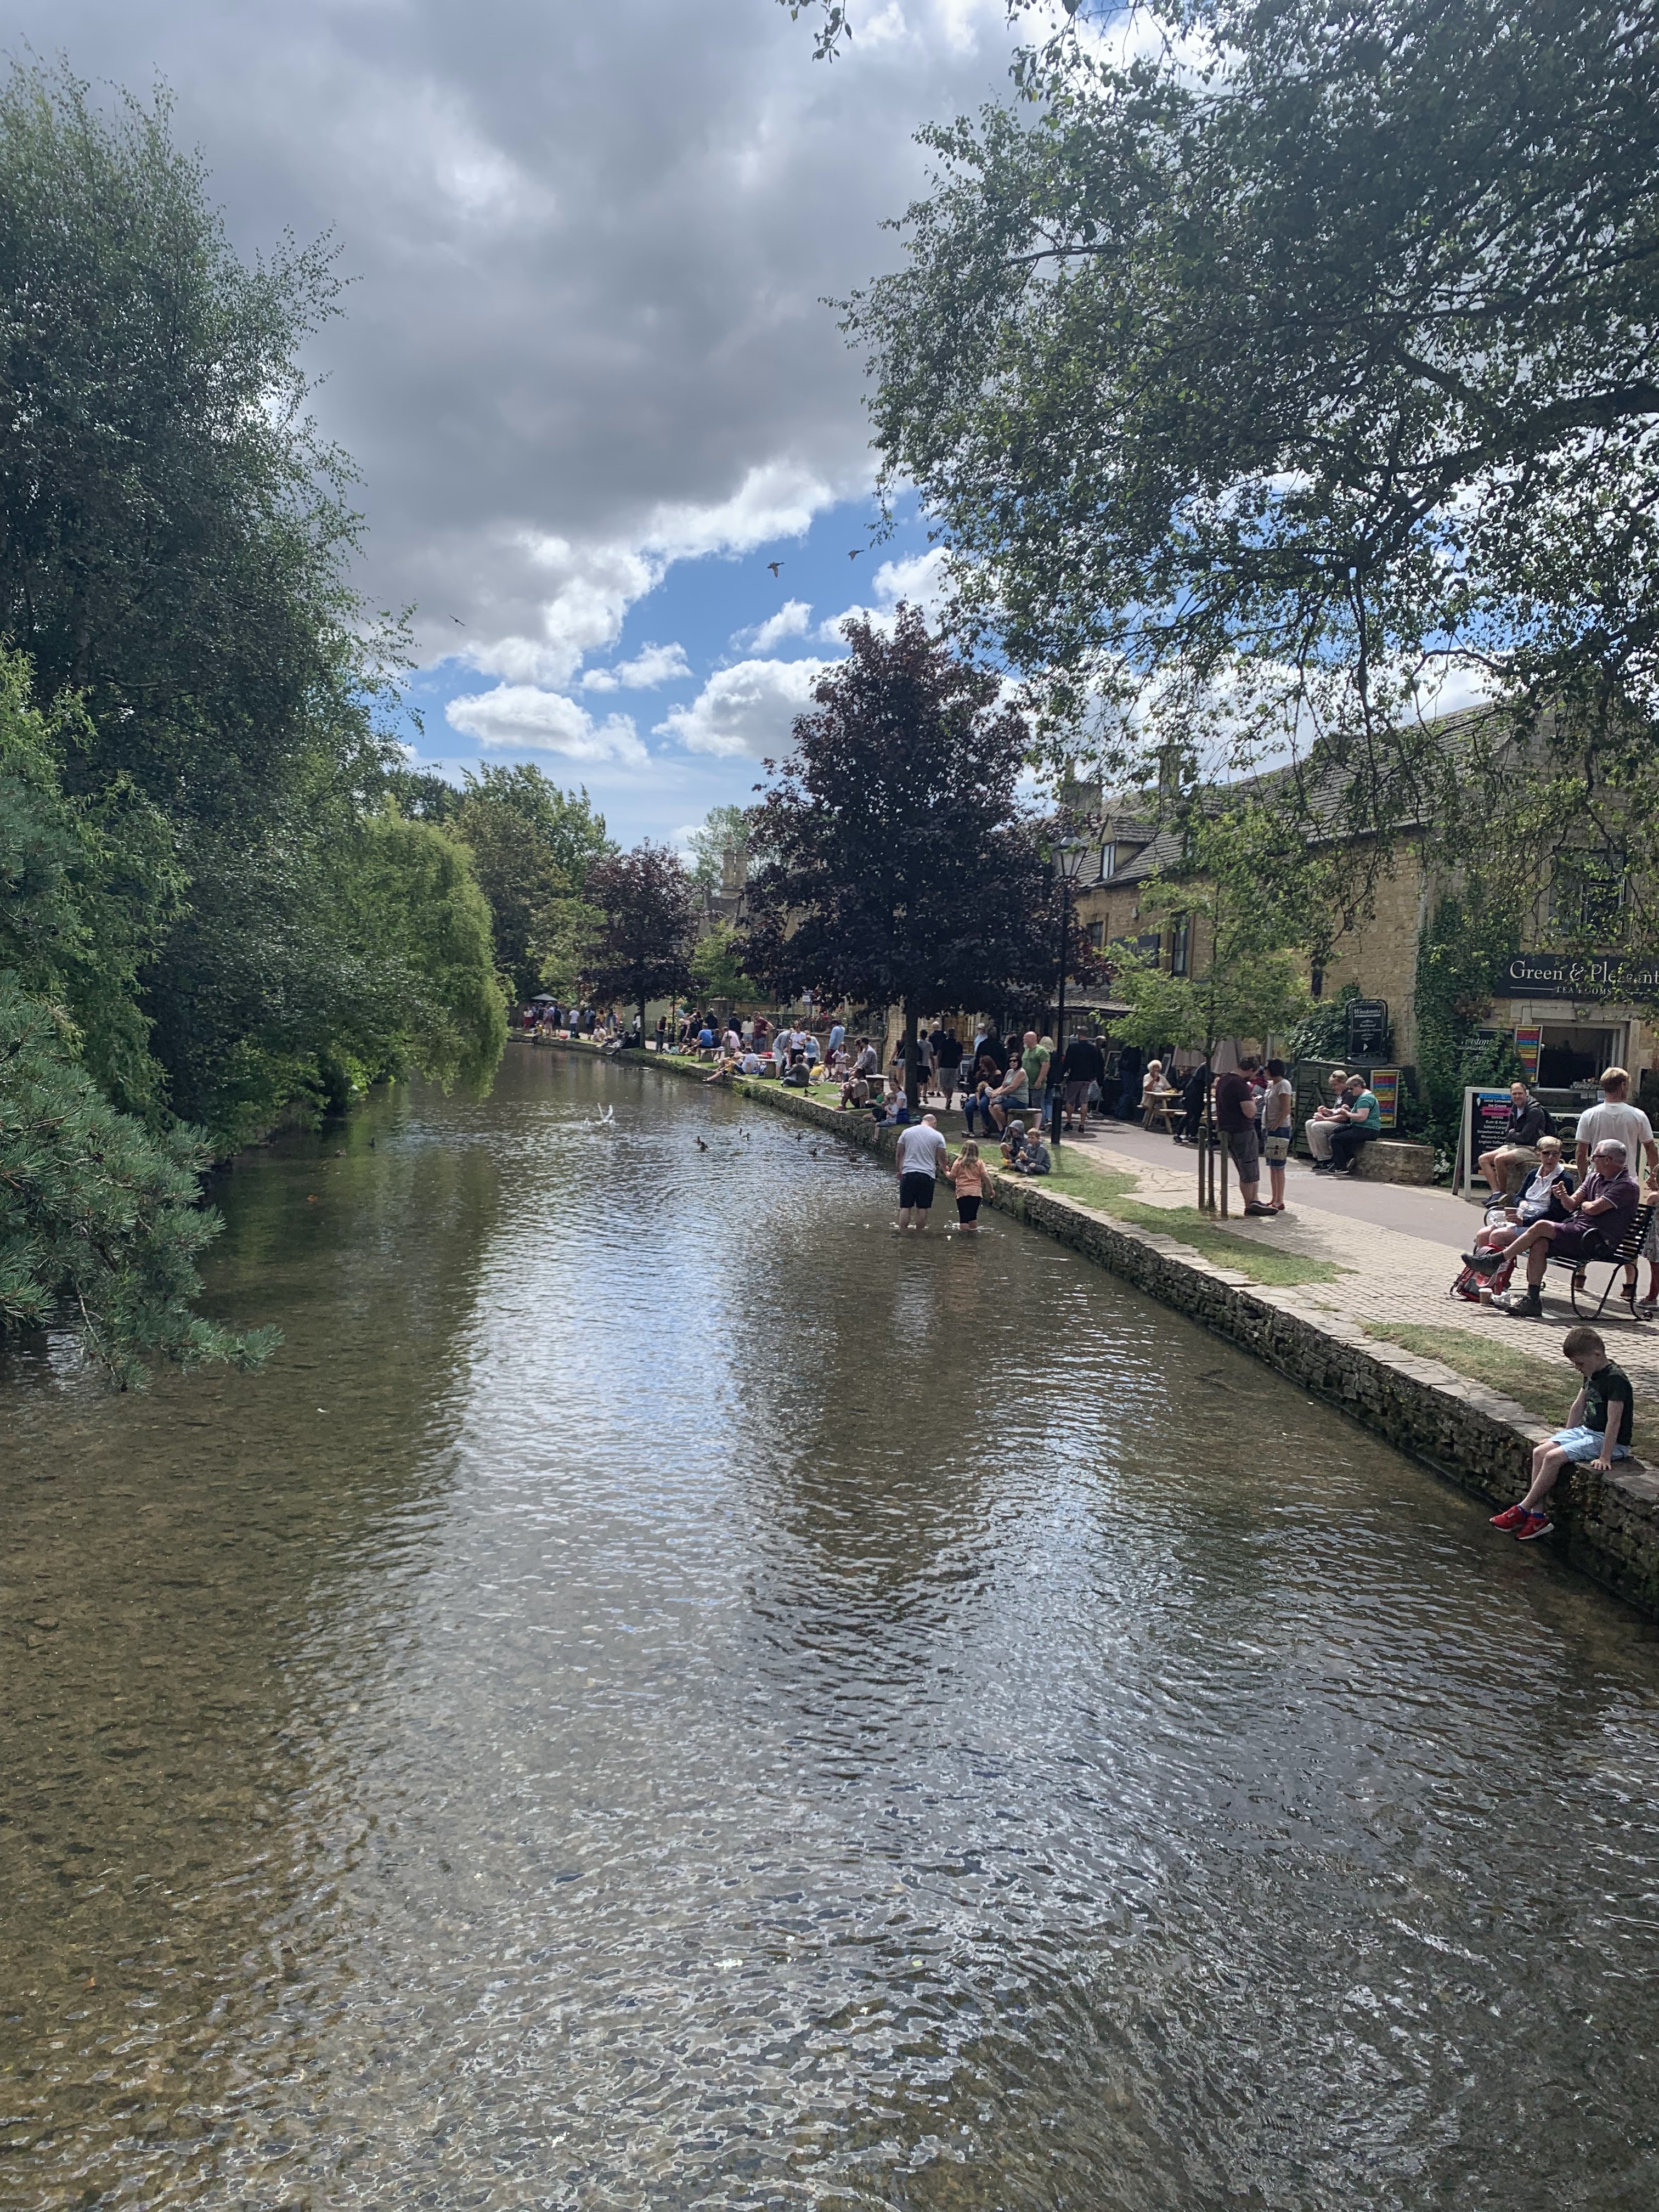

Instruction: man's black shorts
[898,1171,936,1210]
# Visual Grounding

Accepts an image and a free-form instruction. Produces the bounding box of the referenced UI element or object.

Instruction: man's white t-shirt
[1575,1099,1654,1171]
[895,1124,949,1178]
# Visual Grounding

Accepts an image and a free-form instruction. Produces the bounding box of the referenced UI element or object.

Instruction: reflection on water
[4,1047,1658,2209]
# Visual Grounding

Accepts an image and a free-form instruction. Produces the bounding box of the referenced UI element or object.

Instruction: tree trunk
[903,1005,921,1114]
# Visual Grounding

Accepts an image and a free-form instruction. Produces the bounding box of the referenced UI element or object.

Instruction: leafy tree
[743,607,1070,1108]
[686,804,753,891]
[449,765,612,1000]
[0,980,279,1389]
[346,811,510,1091]
[1110,816,1310,1200]
[690,921,762,1005]
[0,652,181,1116]
[847,0,1659,859]
[0,63,514,1146]
[582,843,696,1031]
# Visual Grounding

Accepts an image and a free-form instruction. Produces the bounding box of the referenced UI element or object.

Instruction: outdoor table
[1144,1087,1181,1135]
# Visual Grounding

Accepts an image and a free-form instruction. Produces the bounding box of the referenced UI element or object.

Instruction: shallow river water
[4,1046,1659,2210]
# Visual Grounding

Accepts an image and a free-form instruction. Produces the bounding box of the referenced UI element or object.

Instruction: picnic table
[1143,1086,1182,1136]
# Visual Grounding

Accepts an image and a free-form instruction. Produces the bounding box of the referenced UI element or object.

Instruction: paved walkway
[1060,1115,1659,1395]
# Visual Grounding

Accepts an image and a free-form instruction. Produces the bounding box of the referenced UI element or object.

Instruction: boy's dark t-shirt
[1583,1362,1635,1446]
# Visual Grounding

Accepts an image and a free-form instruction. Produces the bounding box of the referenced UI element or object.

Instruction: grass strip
[1363,1321,1574,1423]
[1110,1203,1345,1285]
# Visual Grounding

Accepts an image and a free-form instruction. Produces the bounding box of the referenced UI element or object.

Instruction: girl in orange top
[945,1141,988,1231]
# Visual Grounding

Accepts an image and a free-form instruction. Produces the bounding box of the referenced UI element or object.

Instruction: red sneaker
[1489,1504,1530,1531]
[1515,1510,1554,1541]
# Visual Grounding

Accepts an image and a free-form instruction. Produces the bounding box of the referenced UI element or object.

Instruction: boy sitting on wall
[1489,1326,1634,1542]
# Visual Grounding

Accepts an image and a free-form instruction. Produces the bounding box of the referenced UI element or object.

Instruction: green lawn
[1003,1149,1342,1286]
[1364,1321,1576,1423]
[1110,1203,1345,1285]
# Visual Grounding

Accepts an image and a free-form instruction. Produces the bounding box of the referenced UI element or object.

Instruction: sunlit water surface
[4,1047,1658,2210]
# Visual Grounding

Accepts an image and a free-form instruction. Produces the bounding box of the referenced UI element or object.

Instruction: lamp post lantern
[1051,837,1089,1148]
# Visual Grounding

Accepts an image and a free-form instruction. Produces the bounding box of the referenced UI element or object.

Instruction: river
[4,1045,1658,2209]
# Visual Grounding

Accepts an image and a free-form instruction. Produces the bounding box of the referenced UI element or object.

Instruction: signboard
[1346,997,1390,1059]
[1368,1066,1400,1131]
[1514,1025,1542,1083]
[1459,1086,1514,1195]
[1493,951,1659,1002]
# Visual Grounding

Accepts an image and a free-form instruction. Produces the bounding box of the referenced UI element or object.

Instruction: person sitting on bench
[1494,1138,1640,1318]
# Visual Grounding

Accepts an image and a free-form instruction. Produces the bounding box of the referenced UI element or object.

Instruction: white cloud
[644,461,839,562]
[445,685,648,765]
[653,656,828,757]
[736,599,814,651]
[458,537,661,687]
[817,543,951,639]
[581,641,692,691]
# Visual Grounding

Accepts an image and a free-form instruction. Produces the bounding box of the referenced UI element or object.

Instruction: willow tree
[742,607,1068,1109]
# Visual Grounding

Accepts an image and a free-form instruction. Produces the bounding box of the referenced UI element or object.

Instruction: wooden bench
[1547,1202,1655,1319]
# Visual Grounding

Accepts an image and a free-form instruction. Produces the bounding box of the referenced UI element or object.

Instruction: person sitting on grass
[1009,1125,1051,1176]
[1489,1326,1633,1541]
[1491,1137,1640,1318]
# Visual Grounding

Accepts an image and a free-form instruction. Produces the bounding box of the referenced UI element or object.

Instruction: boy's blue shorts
[1549,1426,1630,1463]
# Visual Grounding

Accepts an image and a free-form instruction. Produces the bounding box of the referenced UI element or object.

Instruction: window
[1550,847,1627,940]
[1098,843,1117,882]
[1170,918,1190,977]
[1087,918,1105,949]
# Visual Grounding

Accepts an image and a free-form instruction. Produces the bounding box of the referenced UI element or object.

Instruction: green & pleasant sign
[1493,951,1659,1002]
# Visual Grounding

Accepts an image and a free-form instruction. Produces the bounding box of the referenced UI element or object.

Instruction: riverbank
[545,1037,1659,1620]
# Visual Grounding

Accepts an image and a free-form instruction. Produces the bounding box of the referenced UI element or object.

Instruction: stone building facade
[1068,808,1659,1091]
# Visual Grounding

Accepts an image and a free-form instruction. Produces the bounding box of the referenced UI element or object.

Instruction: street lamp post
[1051,838,1089,1149]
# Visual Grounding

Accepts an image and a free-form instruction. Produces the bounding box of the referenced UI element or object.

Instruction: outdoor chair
[1545,1203,1655,1319]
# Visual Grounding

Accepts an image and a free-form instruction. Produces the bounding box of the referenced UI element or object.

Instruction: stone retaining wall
[554,1041,1659,1618]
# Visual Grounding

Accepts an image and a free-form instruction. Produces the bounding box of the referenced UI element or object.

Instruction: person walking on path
[944,1138,986,1231]
[1259,1058,1295,1212]
[1490,1326,1634,1541]
[1060,1030,1106,1133]
[1573,1066,1658,1184]
[933,1026,963,1109]
[895,1112,950,1232]
[1215,1055,1273,1216]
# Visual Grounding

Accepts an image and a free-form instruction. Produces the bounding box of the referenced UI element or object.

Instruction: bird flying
[767,561,782,577]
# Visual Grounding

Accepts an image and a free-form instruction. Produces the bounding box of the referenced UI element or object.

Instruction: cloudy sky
[12,0,1056,847]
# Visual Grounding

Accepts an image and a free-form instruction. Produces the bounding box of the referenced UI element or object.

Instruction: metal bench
[1546,1203,1654,1319]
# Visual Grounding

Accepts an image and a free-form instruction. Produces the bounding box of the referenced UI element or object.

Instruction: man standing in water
[894,1111,950,1232]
